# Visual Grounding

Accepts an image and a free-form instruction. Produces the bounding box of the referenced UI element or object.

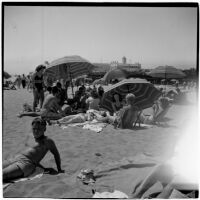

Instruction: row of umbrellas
[3,56,186,113]
[93,65,186,85]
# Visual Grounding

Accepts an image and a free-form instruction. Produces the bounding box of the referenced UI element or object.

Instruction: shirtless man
[17,86,65,120]
[3,118,64,182]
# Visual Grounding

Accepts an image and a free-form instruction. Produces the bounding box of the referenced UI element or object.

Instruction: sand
[2,87,198,198]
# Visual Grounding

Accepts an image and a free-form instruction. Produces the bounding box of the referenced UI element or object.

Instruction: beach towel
[92,190,129,198]
[3,167,44,190]
[61,120,107,133]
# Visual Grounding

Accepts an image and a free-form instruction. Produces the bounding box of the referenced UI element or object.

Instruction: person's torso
[21,140,48,164]
[34,73,44,90]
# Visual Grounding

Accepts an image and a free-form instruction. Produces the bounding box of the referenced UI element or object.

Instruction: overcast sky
[4,5,197,75]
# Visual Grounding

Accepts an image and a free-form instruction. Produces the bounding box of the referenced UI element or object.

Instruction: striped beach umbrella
[102,68,128,83]
[149,66,186,79]
[44,55,94,83]
[100,78,162,113]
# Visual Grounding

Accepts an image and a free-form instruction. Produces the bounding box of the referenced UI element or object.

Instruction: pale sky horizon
[4,5,197,75]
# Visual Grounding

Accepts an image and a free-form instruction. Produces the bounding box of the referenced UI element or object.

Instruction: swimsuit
[6,154,36,177]
[34,75,43,92]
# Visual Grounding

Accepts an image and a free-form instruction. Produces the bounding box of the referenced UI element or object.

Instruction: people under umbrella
[16,63,194,130]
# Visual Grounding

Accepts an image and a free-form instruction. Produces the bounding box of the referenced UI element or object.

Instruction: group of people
[14,74,32,90]
[4,64,174,183]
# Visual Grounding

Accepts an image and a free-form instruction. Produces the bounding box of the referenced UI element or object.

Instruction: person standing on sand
[32,65,46,112]
[3,118,64,182]
[21,74,27,89]
[15,75,22,89]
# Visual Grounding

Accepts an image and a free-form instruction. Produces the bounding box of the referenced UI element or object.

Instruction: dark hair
[91,90,99,98]
[47,86,52,93]
[36,65,46,72]
[56,82,62,88]
[52,86,59,95]
[32,117,46,127]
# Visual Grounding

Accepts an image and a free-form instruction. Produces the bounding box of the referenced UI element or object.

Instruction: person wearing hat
[32,65,46,112]
[3,118,64,182]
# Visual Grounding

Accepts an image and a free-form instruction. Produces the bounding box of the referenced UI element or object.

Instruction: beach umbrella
[101,78,162,113]
[3,71,11,79]
[44,55,94,82]
[102,68,128,83]
[149,66,186,79]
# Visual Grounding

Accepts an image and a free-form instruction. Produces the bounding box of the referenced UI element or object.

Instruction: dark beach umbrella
[149,66,186,79]
[44,55,94,83]
[101,78,162,113]
[102,68,128,83]
[4,71,11,79]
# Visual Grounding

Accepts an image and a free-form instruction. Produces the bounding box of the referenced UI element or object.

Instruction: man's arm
[47,138,64,173]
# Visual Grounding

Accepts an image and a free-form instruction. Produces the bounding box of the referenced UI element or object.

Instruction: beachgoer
[98,85,104,99]
[15,75,22,89]
[17,86,65,120]
[32,65,46,112]
[111,93,124,114]
[40,86,65,120]
[26,75,32,91]
[3,118,64,182]
[21,74,26,89]
[86,90,100,110]
[56,82,66,106]
[139,96,173,125]
[105,93,139,129]
[51,109,109,125]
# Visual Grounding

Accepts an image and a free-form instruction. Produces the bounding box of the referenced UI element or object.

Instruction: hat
[35,65,46,72]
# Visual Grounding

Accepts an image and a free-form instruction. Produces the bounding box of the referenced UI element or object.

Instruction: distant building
[112,57,142,72]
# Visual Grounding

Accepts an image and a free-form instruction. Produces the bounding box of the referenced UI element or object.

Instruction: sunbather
[17,86,65,120]
[51,109,109,125]
[3,118,64,182]
[139,96,173,125]
[105,93,139,129]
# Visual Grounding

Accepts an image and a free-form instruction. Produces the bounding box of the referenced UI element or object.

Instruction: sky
[4,5,198,75]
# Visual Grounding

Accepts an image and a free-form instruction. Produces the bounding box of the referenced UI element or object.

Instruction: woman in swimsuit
[3,118,64,182]
[32,65,46,112]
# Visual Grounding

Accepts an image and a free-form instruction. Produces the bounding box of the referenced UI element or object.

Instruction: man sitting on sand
[3,118,64,182]
[105,93,139,129]
[18,86,66,121]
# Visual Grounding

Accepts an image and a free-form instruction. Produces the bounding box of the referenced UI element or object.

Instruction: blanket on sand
[61,120,107,133]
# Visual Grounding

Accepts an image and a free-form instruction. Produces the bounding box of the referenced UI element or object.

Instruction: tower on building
[122,56,126,64]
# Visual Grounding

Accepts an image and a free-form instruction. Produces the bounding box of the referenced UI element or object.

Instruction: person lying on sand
[51,109,109,125]
[3,118,64,182]
[17,86,66,120]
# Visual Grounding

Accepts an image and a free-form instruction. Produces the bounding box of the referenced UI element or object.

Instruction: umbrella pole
[70,70,74,98]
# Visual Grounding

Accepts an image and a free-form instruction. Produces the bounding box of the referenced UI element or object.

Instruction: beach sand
[3,88,198,198]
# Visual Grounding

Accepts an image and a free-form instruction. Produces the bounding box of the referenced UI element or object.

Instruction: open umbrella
[101,78,162,113]
[44,55,94,83]
[102,68,128,83]
[4,71,11,79]
[149,66,186,79]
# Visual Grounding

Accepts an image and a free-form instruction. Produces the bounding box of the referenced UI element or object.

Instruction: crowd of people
[3,64,194,183]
